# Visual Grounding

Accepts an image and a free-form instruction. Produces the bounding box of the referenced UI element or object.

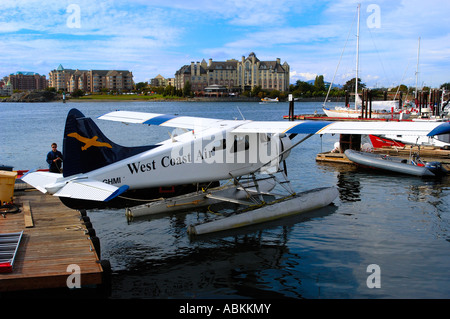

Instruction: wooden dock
[316,151,355,164]
[0,188,107,295]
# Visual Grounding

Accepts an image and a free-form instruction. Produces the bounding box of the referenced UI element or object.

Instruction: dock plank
[0,190,103,293]
[22,201,34,228]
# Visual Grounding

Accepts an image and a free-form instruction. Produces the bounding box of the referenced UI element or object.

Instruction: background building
[150,74,166,87]
[0,78,13,96]
[8,72,47,91]
[49,65,133,93]
[48,64,74,91]
[175,53,289,95]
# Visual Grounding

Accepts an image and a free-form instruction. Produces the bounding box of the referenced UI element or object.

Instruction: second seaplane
[23,108,450,235]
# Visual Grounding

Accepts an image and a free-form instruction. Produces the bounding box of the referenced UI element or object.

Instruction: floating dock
[0,187,109,295]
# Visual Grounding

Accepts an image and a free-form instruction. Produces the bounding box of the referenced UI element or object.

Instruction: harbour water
[2,100,450,299]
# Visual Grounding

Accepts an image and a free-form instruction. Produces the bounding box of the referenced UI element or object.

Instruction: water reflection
[101,204,338,299]
[5,101,448,298]
[316,161,362,202]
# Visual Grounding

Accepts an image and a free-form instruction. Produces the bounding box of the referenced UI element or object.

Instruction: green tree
[163,84,176,97]
[135,82,148,92]
[71,89,85,98]
[269,89,280,99]
[183,81,192,97]
[391,84,408,93]
[314,75,325,91]
[343,78,366,92]
[440,82,450,90]
[251,85,262,97]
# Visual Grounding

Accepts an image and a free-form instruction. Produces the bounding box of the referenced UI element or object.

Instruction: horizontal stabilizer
[54,179,129,202]
[21,171,62,194]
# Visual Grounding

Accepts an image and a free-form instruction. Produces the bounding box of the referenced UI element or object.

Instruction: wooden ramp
[0,190,104,293]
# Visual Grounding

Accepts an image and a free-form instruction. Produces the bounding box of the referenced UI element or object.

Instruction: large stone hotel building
[48,64,133,93]
[175,53,290,95]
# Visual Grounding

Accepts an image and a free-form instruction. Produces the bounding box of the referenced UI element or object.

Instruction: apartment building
[49,65,133,93]
[175,53,290,94]
[48,65,73,91]
[8,72,47,91]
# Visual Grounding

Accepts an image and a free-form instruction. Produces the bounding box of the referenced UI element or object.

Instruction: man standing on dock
[47,143,63,173]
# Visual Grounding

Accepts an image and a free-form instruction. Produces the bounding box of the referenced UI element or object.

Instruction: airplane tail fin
[63,108,158,177]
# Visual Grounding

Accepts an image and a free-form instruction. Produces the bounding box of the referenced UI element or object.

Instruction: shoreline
[72,95,347,103]
[2,92,347,103]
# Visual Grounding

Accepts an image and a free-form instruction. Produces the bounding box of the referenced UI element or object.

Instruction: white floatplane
[259,97,279,104]
[22,108,450,235]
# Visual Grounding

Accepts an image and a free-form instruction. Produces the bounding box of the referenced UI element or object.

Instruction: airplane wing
[98,111,225,130]
[99,111,450,137]
[232,120,450,136]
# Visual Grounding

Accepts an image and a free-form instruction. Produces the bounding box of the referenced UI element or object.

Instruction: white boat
[323,103,408,119]
[381,129,450,148]
[380,99,450,148]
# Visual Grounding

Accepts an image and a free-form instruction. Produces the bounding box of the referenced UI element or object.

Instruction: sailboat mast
[355,3,360,110]
[415,36,421,99]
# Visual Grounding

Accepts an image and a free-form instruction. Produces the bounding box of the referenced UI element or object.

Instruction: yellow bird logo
[67,132,113,151]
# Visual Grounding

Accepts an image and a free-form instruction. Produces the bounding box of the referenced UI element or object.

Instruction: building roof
[208,61,237,70]
[10,71,40,76]
[175,64,207,75]
[259,61,287,73]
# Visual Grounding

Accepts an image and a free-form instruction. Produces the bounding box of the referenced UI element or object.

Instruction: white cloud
[0,0,449,86]
[290,71,317,82]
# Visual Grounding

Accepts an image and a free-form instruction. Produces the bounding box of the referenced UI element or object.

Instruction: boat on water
[380,131,450,149]
[323,103,408,119]
[322,4,409,120]
[368,135,406,149]
[344,149,447,177]
[378,91,450,148]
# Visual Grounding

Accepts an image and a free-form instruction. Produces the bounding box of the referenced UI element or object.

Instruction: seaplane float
[22,108,450,235]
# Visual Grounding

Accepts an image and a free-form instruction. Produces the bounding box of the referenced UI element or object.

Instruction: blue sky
[1,0,449,88]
